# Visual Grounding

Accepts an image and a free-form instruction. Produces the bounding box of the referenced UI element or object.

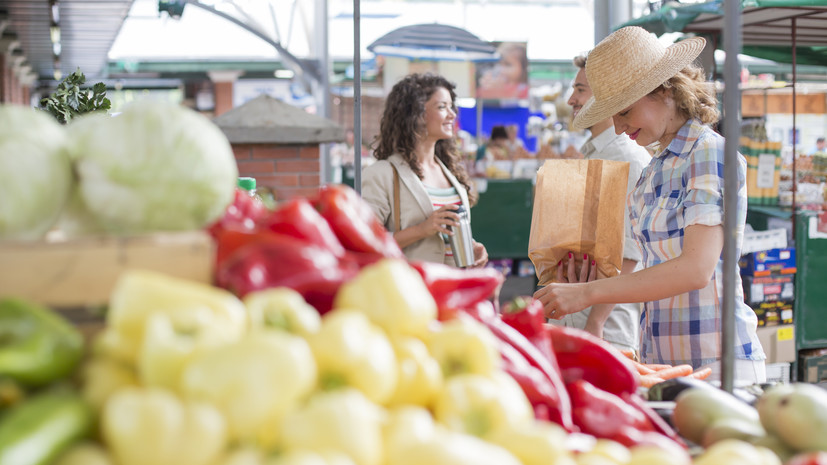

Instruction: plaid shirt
[628,118,765,368]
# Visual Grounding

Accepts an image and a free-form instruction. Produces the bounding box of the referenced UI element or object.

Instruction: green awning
[619,1,827,66]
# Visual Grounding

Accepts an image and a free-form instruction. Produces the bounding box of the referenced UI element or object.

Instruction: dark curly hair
[372,73,477,205]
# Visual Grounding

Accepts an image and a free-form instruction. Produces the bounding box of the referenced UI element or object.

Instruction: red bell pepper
[496,333,560,423]
[567,379,654,440]
[313,184,403,258]
[207,188,268,238]
[215,233,358,314]
[462,301,574,432]
[545,324,639,397]
[213,228,275,271]
[501,296,555,363]
[611,425,690,454]
[259,197,346,258]
[621,390,685,446]
[411,261,503,318]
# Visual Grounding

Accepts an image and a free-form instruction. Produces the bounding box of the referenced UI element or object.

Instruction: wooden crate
[0,231,215,309]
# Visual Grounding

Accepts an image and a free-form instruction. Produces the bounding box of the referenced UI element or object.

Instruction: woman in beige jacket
[362,73,488,267]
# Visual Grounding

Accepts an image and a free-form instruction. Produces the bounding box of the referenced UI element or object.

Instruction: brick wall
[233,143,321,201]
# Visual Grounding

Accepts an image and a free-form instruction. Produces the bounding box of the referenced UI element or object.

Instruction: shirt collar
[663,118,705,158]
[588,126,620,152]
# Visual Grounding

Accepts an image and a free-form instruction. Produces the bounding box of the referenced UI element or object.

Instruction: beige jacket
[361,154,471,265]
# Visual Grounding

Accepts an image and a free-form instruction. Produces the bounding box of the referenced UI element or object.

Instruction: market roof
[367,23,497,62]
[213,94,345,145]
[0,0,133,83]
[620,0,827,66]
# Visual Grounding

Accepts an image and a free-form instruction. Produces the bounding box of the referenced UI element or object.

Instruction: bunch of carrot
[619,350,713,388]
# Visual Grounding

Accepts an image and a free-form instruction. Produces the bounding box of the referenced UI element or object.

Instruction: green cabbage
[65,101,238,234]
[0,105,73,240]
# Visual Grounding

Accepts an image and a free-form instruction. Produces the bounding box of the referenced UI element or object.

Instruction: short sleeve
[682,136,725,227]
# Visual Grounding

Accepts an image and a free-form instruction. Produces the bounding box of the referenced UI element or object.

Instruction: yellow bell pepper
[105,270,248,363]
[386,336,442,408]
[333,259,436,339]
[101,387,227,465]
[80,356,138,412]
[486,420,576,465]
[137,307,240,391]
[243,288,321,337]
[270,451,358,465]
[280,388,386,465]
[307,309,397,404]
[383,405,522,465]
[425,315,501,379]
[54,441,114,465]
[433,372,534,439]
[180,332,317,443]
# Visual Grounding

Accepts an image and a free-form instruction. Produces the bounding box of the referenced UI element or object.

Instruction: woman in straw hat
[534,26,766,385]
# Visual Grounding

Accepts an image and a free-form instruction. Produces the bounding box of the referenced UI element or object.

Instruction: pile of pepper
[207,184,686,451]
[0,298,93,465]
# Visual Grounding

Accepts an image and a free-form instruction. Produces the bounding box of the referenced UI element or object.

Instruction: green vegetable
[40,69,111,125]
[0,390,94,465]
[0,105,73,240]
[0,298,84,388]
[63,101,238,235]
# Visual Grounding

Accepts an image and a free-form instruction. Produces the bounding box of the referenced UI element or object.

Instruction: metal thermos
[448,205,475,268]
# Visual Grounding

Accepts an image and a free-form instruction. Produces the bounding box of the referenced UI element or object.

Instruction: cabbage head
[0,105,72,240]
[67,101,238,234]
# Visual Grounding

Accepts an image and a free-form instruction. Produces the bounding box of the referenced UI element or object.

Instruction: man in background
[547,55,653,353]
[810,137,825,155]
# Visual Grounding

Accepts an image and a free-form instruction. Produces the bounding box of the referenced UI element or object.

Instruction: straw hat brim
[571,36,706,131]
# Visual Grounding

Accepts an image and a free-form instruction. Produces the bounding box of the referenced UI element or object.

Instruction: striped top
[425,184,462,266]
[628,118,765,368]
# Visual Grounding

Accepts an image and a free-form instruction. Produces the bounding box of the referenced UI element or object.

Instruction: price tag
[777,326,794,341]
[756,153,776,188]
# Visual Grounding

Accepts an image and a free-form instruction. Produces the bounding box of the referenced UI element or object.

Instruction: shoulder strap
[391,163,401,232]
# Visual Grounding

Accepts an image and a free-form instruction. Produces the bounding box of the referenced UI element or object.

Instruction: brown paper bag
[528,159,629,286]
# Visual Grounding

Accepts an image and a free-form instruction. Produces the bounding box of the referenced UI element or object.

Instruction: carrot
[652,364,694,380]
[639,374,666,388]
[619,349,637,361]
[633,362,656,376]
[644,364,673,371]
[690,367,713,380]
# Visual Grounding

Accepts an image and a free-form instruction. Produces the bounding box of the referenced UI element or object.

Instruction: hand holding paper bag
[528,159,629,286]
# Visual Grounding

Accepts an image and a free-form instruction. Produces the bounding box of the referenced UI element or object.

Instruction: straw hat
[571,26,706,131]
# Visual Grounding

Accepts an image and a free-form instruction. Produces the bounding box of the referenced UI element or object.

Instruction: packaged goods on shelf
[753,300,794,326]
[799,348,827,386]
[740,127,782,206]
[739,247,796,276]
[742,274,795,305]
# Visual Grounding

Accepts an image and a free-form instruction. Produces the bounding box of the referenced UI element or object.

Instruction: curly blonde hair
[658,63,720,125]
[373,73,477,204]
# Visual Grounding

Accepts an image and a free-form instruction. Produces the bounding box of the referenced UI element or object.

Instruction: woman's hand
[533,253,597,320]
[418,204,459,237]
[558,253,597,284]
[470,240,488,268]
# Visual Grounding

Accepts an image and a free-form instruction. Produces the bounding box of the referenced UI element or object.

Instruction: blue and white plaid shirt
[628,118,766,368]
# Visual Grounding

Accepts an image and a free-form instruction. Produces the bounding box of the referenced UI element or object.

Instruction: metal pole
[721,0,742,393]
[791,18,797,239]
[315,0,332,184]
[353,0,362,194]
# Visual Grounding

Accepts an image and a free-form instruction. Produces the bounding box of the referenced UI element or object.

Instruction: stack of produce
[0,100,237,241]
[740,122,782,206]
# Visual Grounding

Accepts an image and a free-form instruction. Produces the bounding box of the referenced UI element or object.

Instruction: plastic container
[237,177,258,197]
